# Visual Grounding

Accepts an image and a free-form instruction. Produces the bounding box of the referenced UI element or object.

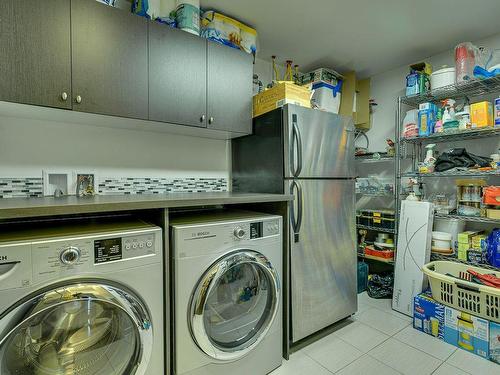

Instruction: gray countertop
[0,192,292,220]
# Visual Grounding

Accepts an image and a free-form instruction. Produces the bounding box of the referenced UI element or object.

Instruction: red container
[483,186,500,206]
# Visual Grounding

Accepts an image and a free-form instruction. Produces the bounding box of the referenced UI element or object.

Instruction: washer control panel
[231,219,281,241]
[30,229,159,284]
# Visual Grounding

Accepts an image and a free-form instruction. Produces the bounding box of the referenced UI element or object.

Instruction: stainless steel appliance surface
[170,210,283,375]
[232,104,357,344]
[0,218,164,375]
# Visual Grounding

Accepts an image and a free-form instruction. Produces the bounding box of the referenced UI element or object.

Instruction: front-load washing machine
[0,218,164,375]
[170,210,283,375]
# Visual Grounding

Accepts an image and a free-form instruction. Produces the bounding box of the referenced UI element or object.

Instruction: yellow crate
[253,81,311,118]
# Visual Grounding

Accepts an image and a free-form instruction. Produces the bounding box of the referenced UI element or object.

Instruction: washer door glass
[190,250,279,361]
[0,284,152,375]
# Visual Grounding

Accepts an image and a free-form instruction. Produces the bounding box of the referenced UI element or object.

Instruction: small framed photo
[76,174,95,197]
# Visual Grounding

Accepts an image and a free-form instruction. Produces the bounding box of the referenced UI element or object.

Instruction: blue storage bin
[357,262,369,293]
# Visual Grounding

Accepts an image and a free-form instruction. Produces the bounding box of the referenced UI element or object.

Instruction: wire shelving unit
[396,76,500,271]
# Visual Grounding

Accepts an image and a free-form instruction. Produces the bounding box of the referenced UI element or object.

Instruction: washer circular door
[189,250,280,361]
[0,283,153,375]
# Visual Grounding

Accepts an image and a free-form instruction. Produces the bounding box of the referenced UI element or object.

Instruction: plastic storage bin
[422,261,500,323]
[357,262,369,293]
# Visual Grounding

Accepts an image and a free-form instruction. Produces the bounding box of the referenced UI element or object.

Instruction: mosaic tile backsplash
[98,177,228,195]
[0,178,43,198]
[0,177,228,198]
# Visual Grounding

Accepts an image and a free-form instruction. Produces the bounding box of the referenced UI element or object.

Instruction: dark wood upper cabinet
[71,0,148,119]
[0,0,72,109]
[207,41,253,134]
[149,23,207,128]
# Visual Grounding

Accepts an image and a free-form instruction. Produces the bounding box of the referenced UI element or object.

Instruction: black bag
[434,148,491,172]
[366,272,393,299]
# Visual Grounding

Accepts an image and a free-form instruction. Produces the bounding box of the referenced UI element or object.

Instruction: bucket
[433,217,465,252]
[176,0,200,35]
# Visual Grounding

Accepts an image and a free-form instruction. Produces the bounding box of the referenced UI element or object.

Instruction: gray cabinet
[71,0,148,119]
[149,23,207,127]
[207,41,253,134]
[0,0,72,109]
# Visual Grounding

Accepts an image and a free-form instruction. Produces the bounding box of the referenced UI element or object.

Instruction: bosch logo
[0,255,7,261]
[197,231,210,236]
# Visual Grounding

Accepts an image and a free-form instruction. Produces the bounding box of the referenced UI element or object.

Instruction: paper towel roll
[175,0,200,35]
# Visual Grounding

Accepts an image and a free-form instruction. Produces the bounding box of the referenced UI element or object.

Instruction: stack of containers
[300,68,343,114]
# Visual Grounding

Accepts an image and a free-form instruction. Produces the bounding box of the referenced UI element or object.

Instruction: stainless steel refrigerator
[232,104,357,344]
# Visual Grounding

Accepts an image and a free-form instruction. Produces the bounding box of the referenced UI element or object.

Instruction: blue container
[357,262,369,293]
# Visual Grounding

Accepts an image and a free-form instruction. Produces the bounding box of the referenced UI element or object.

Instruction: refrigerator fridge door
[287,178,357,342]
[284,105,355,178]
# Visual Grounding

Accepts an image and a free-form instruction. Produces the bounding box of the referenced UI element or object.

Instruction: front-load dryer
[170,210,283,375]
[0,218,164,375]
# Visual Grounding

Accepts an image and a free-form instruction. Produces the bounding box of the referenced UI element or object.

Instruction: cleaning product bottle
[457,312,475,352]
[424,144,437,172]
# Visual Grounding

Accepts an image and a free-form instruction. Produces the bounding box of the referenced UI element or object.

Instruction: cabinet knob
[75,95,82,104]
[200,115,206,122]
[61,92,68,101]
[209,117,214,124]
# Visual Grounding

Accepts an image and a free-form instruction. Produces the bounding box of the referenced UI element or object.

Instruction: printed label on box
[444,307,489,359]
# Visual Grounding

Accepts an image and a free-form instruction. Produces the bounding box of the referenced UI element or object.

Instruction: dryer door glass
[0,283,153,375]
[190,250,280,360]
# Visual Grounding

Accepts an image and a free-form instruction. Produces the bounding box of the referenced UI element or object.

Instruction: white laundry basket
[422,260,500,322]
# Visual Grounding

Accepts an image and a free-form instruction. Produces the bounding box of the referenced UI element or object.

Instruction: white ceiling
[201,0,500,77]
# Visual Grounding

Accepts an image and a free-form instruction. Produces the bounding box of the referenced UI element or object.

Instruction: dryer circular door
[189,249,280,361]
[0,283,153,375]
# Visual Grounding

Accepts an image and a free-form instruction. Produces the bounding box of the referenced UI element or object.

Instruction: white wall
[368,31,500,153]
[0,114,230,179]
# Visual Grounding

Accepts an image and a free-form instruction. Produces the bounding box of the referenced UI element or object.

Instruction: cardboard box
[392,201,433,316]
[471,101,494,128]
[490,321,500,364]
[413,292,445,339]
[252,82,311,118]
[458,231,482,246]
[472,234,487,250]
[458,242,470,261]
[301,68,343,86]
[444,307,489,359]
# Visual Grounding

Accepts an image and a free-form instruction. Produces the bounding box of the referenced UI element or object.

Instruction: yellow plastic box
[253,82,311,118]
[471,101,493,128]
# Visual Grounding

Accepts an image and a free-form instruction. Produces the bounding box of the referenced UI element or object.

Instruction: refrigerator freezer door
[287,179,357,342]
[284,105,355,178]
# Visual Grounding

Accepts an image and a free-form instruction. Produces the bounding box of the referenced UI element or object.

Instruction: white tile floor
[271,292,500,375]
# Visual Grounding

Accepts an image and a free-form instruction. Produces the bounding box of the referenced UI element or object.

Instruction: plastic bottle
[455,42,476,83]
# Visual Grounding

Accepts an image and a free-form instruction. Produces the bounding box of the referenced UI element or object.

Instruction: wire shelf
[430,253,500,272]
[355,155,395,163]
[401,170,500,178]
[356,192,395,198]
[358,253,395,265]
[435,213,500,224]
[401,127,500,144]
[356,224,396,234]
[400,76,500,106]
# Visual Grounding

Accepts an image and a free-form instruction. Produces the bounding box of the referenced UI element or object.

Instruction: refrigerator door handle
[290,114,303,177]
[290,180,303,243]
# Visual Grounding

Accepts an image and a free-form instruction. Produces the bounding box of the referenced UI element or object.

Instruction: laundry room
[1,1,500,374]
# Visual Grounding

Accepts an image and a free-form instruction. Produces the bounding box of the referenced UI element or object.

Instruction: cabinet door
[207,42,253,134]
[71,0,148,119]
[0,0,71,109]
[149,23,207,127]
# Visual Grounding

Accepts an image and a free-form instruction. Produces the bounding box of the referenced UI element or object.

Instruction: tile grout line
[365,353,405,375]
[390,335,450,363]
[301,352,335,374]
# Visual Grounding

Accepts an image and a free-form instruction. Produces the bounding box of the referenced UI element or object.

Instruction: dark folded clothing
[434,148,491,172]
